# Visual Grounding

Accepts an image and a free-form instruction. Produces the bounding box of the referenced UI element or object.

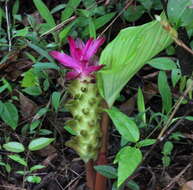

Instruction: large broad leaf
[106,107,139,142]
[97,15,173,107]
[167,0,192,27]
[115,146,142,187]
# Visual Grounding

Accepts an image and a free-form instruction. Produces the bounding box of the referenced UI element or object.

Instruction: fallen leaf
[181,181,193,190]
[19,92,38,120]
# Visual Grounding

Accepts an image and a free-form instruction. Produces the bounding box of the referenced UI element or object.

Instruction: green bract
[65,78,102,162]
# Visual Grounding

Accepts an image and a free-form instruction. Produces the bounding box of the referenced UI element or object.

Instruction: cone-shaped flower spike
[50,37,105,162]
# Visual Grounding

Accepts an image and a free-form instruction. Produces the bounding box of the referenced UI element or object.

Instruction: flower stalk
[50,37,105,163]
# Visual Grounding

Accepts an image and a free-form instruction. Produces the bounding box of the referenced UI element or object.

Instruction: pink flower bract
[49,37,105,80]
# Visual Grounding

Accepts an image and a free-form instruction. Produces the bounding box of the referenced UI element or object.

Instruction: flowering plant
[50,37,105,163]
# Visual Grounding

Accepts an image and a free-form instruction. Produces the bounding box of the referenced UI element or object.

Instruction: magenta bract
[50,37,105,80]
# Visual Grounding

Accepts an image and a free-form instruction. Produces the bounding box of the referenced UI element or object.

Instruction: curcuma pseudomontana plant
[50,37,105,162]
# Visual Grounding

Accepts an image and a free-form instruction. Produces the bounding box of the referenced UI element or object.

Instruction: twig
[158,80,193,140]
[40,16,77,37]
[5,0,11,51]
[143,109,191,162]
[98,0,134,38]
[158,17,193,56]
[174,39,193,56]
[162,162,192,190]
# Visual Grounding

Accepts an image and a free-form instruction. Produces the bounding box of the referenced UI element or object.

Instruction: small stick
[98,0,134,38]
[5,0,12,51]
[162,163,192,190]
[40,16,77,37]
[158,80,193,140]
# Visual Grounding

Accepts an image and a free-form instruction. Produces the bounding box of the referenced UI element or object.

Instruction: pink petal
[75,38,85,49]
[66,71,80,80]
[68,37,85,60]
[84,65,104,75]
[83,37,105,61]
[49,51,81,71]
[81,38,94,60]
[68,36,77,58]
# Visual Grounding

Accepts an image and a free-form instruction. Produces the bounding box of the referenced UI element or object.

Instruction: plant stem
[86,160,96,190]
[158,79,193,139]
[94,101,109,190]
[5,0,11,51]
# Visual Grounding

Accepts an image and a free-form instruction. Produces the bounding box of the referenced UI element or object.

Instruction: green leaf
[30,165,45,172]
[0,162,6,167]
[21,69,39,88]
[158,71,172,113]
[137,139,156,147]
[166,45,175,55]
[180,6,193,27]
[39,129,53,135]
[171,68,181,87]
[137,87,146,123]
[0,7,5,28]
[185,116,193,121]
[98,15,173,107]
[61,0,81,21]
[3,142,25,153]
[2,78,12,92]
[12,27,29,38]
[12,0,20,16]
[89,17,96,39]
[138,0,153,10]
[36,107,49,118]
[33,62,59,70]
[59,21,77,42]
[167,0,192,27]
[83,13,115,36]
[126,180,140,190]
[5,163,11,173]
[26,175,41,184]
[162,141,173,155]
[94,165,117,179]
[162,155,171,167]
[30,120,41,132]
[23,86,42,96]
[16,171,25,175]
[27,43,54,62]
[1,102,18,130]
[93,12,115,29]
[28,137,55,151]
[0,100,4,114]
[8,154,27,166]
[51,91,61,112]
[64,125,77,135]
[51,4,66,14]
[115,146,142,187]
[33,0,56,28]
[148,57,177,70]
[123,5,145,22]
[106,107,140,142]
